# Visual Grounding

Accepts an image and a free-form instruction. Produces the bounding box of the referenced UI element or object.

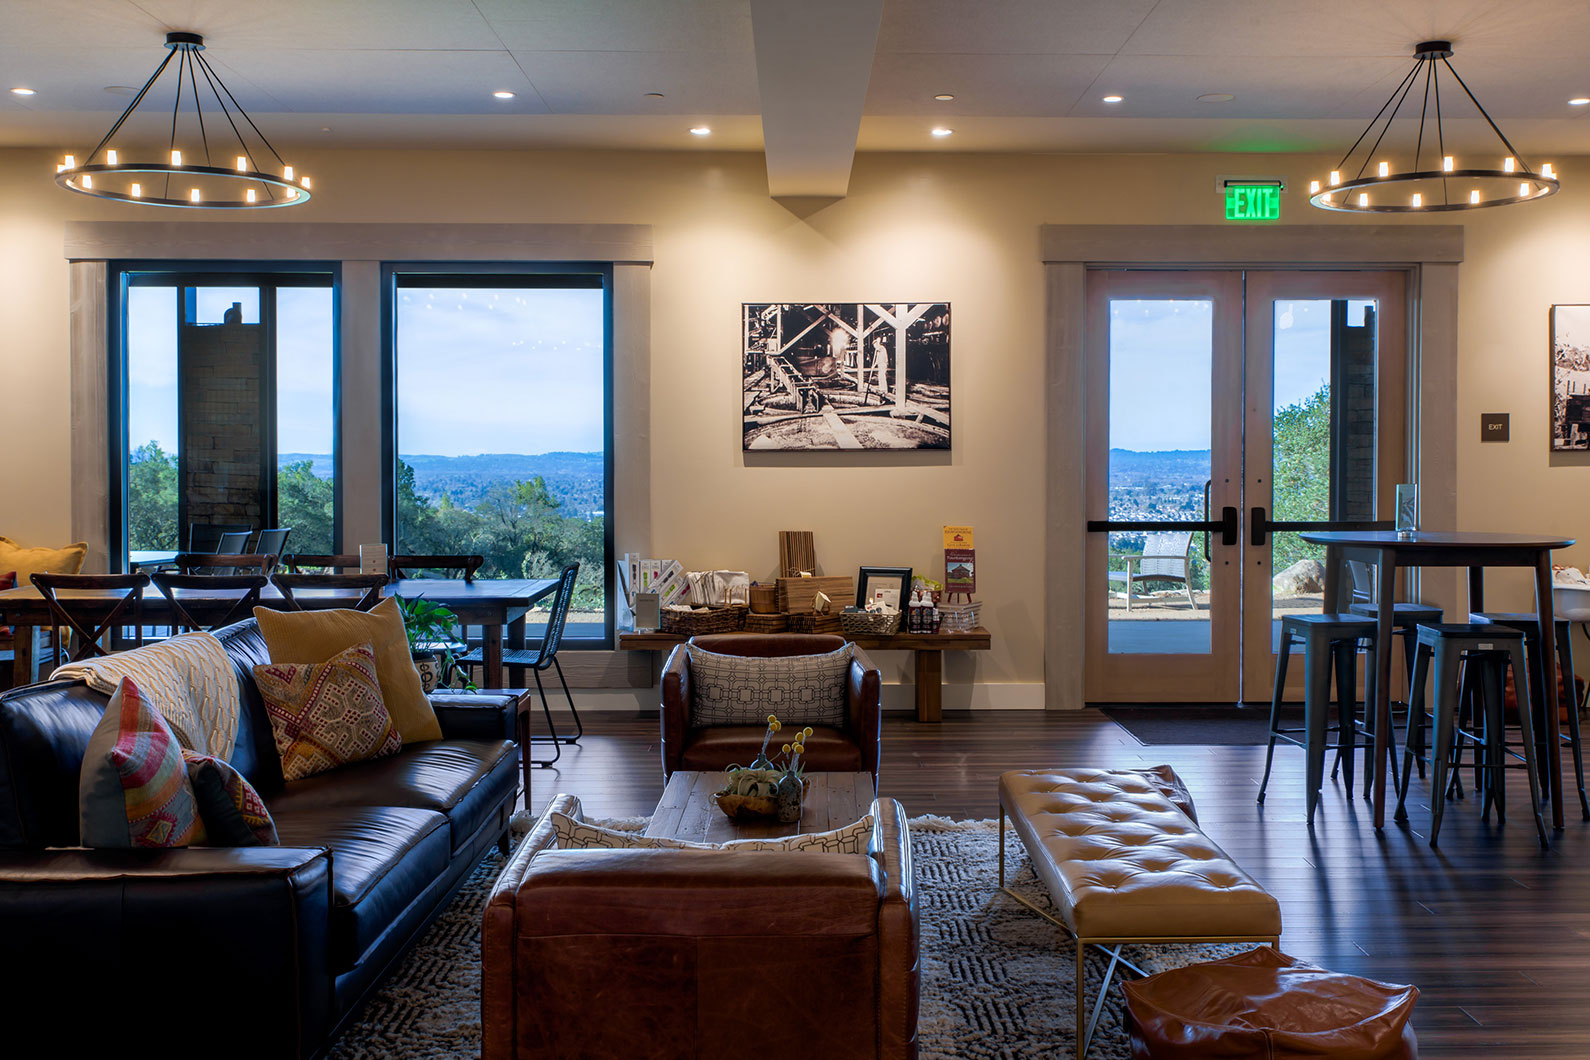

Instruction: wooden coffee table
[647,770,876,844]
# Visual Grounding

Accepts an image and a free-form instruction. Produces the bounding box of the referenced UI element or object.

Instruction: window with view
[120,271,337,562]
[392,272,611,643]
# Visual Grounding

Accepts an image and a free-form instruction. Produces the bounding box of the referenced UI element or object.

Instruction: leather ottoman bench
[998,767,1282,1059]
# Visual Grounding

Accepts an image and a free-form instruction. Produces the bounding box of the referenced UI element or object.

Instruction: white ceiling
[3,0,1590,193]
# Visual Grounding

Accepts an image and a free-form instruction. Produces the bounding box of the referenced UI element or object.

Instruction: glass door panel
[1243,272,1407,700]
[1085,272,1243,703]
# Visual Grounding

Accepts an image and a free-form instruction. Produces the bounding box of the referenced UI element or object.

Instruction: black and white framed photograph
[856,566,913,611]
[1552,305,1590,451]
[742,302,950,451]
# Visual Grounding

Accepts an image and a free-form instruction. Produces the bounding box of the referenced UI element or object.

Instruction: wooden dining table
[0,577,557,691]
[1302,530,1576,830]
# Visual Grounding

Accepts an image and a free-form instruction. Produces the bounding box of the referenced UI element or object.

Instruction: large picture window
[114,267,338,562]
[390,269,613,645]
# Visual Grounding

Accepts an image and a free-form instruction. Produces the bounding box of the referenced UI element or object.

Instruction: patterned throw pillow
[182,750,279,846]
[252,642,402,782]
[686,644,853,728]
[79,676,207,848]
[548,810,873,853]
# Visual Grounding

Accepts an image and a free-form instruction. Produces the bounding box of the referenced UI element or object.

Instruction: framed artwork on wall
[1552,304,1590,451]
[742,302,950,451]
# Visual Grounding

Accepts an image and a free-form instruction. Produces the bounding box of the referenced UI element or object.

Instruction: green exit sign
[1225,183,1282,221]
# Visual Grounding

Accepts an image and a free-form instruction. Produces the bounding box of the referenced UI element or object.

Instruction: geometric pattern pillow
[686,643,853,729]
[182,750,279,846]
[252,642,402,782]
[78,676,207,848]
[547,810,873,853]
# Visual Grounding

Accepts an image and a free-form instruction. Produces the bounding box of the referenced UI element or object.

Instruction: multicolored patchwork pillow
[253,642,402,782]
[79,676,207,848]
[182,750,279,846]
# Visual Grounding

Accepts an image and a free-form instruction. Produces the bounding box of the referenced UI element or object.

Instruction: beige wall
[4,144,1589,702]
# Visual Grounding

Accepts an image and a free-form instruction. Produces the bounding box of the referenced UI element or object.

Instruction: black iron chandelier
[55,31,311,209]
[1309,40,1556,213]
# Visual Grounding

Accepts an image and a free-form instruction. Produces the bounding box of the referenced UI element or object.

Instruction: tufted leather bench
[999,767,1281,1059]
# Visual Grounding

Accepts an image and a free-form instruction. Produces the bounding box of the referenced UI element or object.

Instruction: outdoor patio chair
[1108,531,1197,611]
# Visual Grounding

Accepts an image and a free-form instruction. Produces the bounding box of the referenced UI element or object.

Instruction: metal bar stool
[1259,613,1382,825]
[1396,623,1548,847]
[1349,601,1443,785]
[1470,611,1590,820]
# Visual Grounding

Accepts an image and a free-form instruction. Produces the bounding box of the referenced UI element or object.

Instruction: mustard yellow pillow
[0,536,88,584]
[252,595,442,744]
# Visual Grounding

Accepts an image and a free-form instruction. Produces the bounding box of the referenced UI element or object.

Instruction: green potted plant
[396,595,475,693]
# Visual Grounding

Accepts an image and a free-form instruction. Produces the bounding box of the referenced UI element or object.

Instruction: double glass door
[1083,269,1406,704]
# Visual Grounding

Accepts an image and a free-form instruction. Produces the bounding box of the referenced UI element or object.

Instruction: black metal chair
[271,572,387,612]
[214,530,253,554]
[254,528,292,561]
[152,572,270,633]
[30,572,149,666]
[461,562,582,766]
[188,523,251,554]
[173,553,277,576]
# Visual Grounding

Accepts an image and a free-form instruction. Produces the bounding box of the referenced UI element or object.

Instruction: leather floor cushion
[680,725,861,773]
[272,804,450,972]
[266,739,517,853]
[1124,948,1418,1059]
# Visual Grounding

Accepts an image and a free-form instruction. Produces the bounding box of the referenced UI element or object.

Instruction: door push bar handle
[1252,507,1394,545]
[1088,506,1238,546]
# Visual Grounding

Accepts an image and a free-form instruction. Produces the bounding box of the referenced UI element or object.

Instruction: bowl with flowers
[715,714,815,824]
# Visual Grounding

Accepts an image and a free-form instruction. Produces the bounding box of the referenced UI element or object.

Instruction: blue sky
[1109,298,1372,451]
[126,285,605,459]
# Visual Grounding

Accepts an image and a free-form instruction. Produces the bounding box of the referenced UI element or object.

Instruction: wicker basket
[787,612,842,635]
[744,612,789,633]
[840,609,902,636]
[660,604,748,636]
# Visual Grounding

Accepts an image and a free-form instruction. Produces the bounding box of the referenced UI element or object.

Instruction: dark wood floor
[526,707,1590,1058]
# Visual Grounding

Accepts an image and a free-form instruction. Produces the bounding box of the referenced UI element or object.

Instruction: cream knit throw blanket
[53,632,241,759]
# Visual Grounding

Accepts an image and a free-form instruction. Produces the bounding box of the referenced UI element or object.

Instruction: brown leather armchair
[660,633,882,783]
[483,793,920,1060]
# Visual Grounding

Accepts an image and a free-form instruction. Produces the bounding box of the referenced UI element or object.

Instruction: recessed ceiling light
[933,93,955,101]
[1197,92,1235,103]
[689,126,711,136]
[1102,94,1123,103]
[1571,97,1590,106]
[104,85,136,96]
[493,90,515,99]
[931,127,953,137]
[645,92,665,99]
[10,87,36,96]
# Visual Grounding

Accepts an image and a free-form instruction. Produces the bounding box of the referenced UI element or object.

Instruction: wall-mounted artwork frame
[742,302,950,451]
[856,566,913,610]
[1552,304,1590,451]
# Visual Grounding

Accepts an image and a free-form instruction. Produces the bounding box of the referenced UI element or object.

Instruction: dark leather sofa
[660,633,883,782]
[0,618,521,1059]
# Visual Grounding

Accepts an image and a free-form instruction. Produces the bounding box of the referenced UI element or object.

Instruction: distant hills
[278,451,605,516]
[1108,449,1212,488]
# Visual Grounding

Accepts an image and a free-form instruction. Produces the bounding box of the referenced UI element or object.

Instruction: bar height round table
[1300,530,1576,830]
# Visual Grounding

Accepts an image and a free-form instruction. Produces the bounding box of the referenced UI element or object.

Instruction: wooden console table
[616,626,992,722]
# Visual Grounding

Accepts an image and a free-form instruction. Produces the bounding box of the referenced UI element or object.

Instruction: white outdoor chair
[1109,531,1197,611]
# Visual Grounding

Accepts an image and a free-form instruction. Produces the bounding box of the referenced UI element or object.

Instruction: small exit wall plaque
[1481,413,1510,442]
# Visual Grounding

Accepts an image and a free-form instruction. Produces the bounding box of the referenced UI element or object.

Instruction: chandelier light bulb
[1309,180,1320,194]
[55,163,65,173]
[1543,162,1555,178]
[1520,182,1530,198]
[236,155,248,171]
[301,175,311,190]
[1470,189,1481,204]
[1322,192,1333,203]
[283,165,294,180]
[106,149,118,165]
[1378,161,1390,177]
[81,174,92,189]
[1358,192,1369,207]
[63,154,76,168]
[1503,157,1515,173]
[190,188,200,203]
[1443,155,1454,172]
[130,183,141,198]
[1411,192,1421,207]
[1329,171,1340,186]
[246,189,256,203]
[170,149,182,166]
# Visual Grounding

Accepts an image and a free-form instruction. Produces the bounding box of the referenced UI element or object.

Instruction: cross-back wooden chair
[271,572,388,612]
[30,572,150,666]
[280,553,362,573]
[151,572,270,633]
[172,553,278,576]
[389,554,484,582]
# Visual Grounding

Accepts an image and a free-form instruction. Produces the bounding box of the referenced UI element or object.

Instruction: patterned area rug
[328,816,1256,1059]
